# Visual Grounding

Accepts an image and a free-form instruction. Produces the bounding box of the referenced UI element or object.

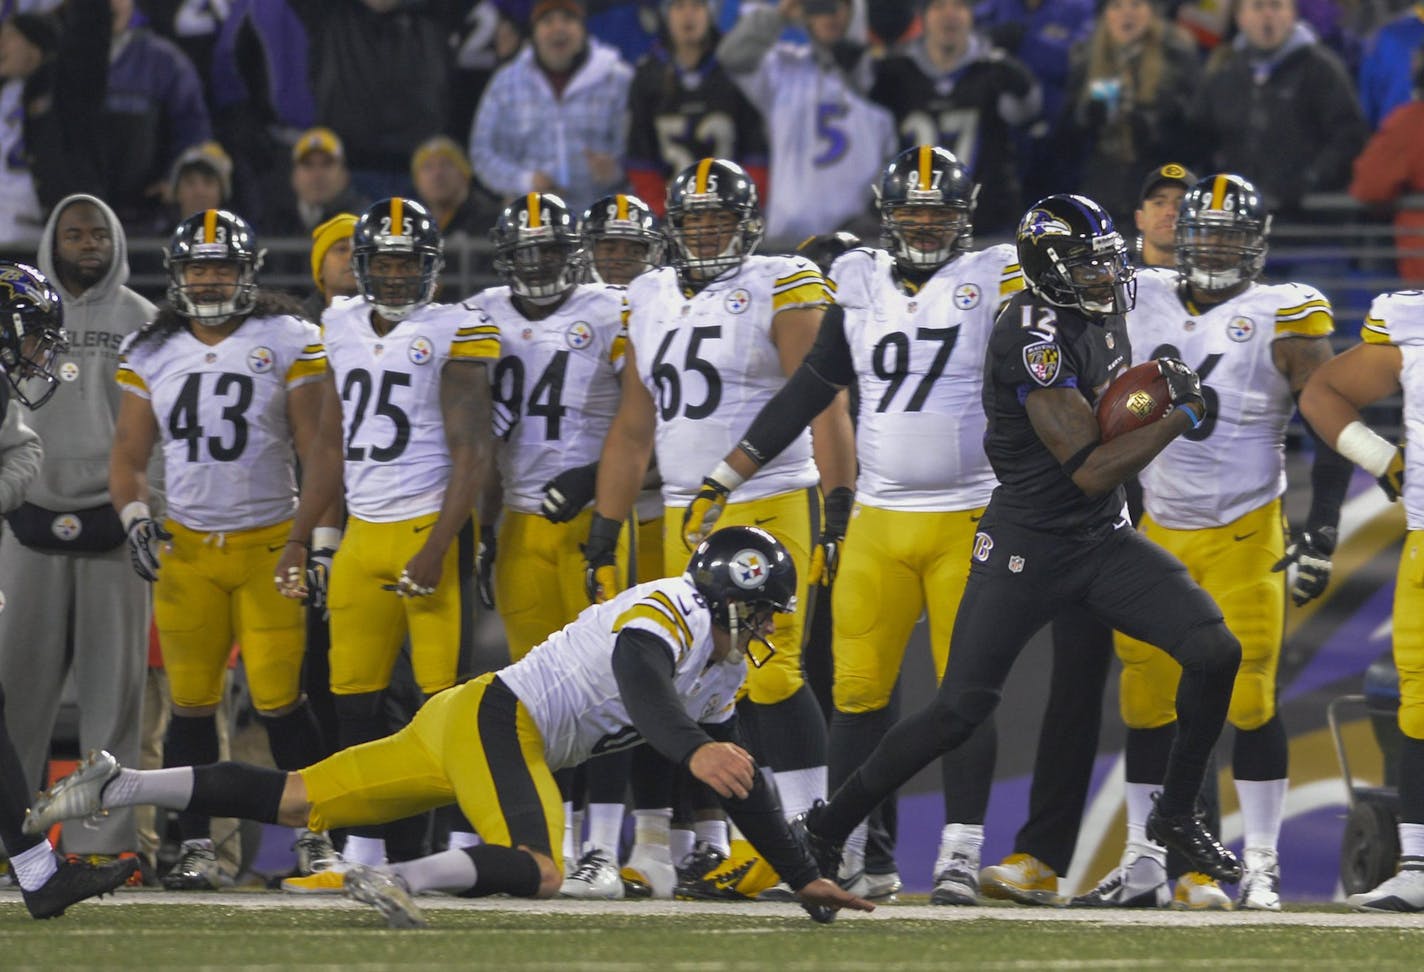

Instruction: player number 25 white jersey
[1363,290,1424,529]
[832,244,1022,512]
[1128,269,1334,530]
[115,315,326,532]
[497,577,742,770]
[626,256,828,506]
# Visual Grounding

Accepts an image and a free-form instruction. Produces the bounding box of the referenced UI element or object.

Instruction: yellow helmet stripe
[694,158,715,194]
[203,208,217,244]
[527,192,542,229]
[616,194,628,221]
[918,145,932,189]
[1210,174,1228,211]
[390,196,404,232]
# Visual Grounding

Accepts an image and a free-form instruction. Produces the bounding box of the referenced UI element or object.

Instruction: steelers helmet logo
[724,289,751,315]
[566,321,594,350]
[248,346,275,373]
[729,548,768,589]
[51,514,81,542]
[1228,317,1255,342]
[408,336,434,365]
[59,361,79,382]
[954,283,981,309]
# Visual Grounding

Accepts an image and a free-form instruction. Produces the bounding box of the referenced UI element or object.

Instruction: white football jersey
[116,315,326,532]
[1362,290,1424,529]
[626,257,827,506]
[498,576,743,770]
[832,244,1023,511]
[473,284,626,514]
[1129,269,1334,529]
[321,297,498,522]
[730,46,895,244]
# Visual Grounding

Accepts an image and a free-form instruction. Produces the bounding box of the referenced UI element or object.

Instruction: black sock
[942,715,996,825]
[460,844,542,897]
[1400,737,1424,825]
[630,745,674,810]
[829,707,893,792]
[751,685,827,772]
[1232,713,1287,781]
[586,748,632,804]
[334,692,387,840]
[258,700,327,772]
[165,713,220,840]
[188,762,287,823]
[1125,724,1175,784]
[0,685,43,857]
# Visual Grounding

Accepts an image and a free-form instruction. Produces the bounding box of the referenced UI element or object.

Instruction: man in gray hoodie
[0,194,156,862]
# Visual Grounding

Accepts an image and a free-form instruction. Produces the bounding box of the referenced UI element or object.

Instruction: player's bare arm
[276,375,346,596]
[108,392,159,511]
[772,305,855,492]
[1026,386,1192,497]
[1272,334,1337,395]
[593,341,656,521]
[1299,343,1403,442]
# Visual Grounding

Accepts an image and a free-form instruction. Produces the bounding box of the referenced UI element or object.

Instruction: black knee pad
[461,844,543,897]
[1174,621,1241,675]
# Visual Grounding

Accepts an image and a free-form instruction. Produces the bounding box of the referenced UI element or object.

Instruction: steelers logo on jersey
[248,346,275,373]
[1228,317,1255,342]
[59,361,79,382]
[566,321,594,350]
[408,336,434,365]
[954,283,982,310]
[730,548,768,588]
[724,289,751,315]
[51,514,81,542]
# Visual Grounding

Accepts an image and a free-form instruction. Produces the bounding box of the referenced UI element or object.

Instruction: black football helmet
[875,145,977,271]
[492,192,581,301]
[165,209,263,322]
[1175,173,1271,293]
[352,197,444,322]
[795,231,861,276]
[0,261,67,409]
[1016,194,1135,318]
[686,525,797,669]
[579,193,665,285]
[665,158,763,282]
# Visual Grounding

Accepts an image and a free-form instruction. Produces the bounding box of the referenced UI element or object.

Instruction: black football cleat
[22,854,138,919]
[792,801,844,880]
[1146,807,1242,883]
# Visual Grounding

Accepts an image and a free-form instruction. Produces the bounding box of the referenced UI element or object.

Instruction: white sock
[1399,823,1424,860]
[1234,778,1287,851]
[12,839,58,892]
[845,821,868,857]
[447,831,480,850]
[102,767,195,811]
[1124,781,1157,847]
[670,828,694,865]
[694,819,729,857]
[343,834,386,866]
[938,823,984,861]
[586,803,624,859]
[562,804,583,863]
[388,848,477,895]
[772,766,826,819]
[631,808,671,850]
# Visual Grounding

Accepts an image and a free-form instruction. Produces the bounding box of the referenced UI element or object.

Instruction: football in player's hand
[1097,361,1172,442]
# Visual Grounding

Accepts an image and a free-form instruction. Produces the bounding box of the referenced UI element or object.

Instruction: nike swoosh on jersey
[413,522,435,533]
[754,517,776,526]
[1233,531,1258,542]
[266,543,285,552]
[969,513,983,523]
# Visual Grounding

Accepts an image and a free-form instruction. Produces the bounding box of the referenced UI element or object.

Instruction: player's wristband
[1335,421,1397,478]
[1176,402,1205,430]
[119,501,151,532]
[311,527,343,551]
[708,460,746,493]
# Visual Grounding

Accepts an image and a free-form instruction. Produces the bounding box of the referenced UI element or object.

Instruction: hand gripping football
[1097,360,1171,442]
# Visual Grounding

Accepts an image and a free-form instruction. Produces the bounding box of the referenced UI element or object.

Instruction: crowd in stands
[0,0,1420,278]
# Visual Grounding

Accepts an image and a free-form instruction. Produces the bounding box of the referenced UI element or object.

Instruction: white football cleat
[621,844,676,899]
[1069,853,1168,909]
[930,846,980,906]
[1238,847,1282,911]
[24,750,119,835]
[344,864,427,929]
[560,848,625,900]
[1348,859,1424,912]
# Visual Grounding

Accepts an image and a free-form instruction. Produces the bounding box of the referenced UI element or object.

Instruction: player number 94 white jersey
[497,577,743,771]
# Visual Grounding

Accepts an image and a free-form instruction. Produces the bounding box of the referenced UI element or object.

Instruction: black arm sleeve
[736,304,850,466]
[1299,398,1354,532]
[611,629,715,768]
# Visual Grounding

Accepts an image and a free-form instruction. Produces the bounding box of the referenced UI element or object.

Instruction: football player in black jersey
[789,195,1242,885]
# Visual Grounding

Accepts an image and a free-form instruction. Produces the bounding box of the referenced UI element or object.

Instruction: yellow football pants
[1395,531,1424,739]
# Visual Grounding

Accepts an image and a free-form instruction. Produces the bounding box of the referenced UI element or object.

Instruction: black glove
[1379,445,1405,502]
[811,487,854,587]
[306,545,336,618]
[582,513,623,603]
[1271,525,1337,607]
[1158,357,1206,429]
[126,517,173,582]
[475,525,497,610]
[540,462,598,523]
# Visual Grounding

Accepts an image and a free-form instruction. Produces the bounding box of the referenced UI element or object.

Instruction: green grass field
[2,894,1423,970]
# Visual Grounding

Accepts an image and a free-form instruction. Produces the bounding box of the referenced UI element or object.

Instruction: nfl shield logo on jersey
[954,283,981,309]
[1022,341,1060,386]
[1008,555,1025,573]
[248,346,274,373]
[730,549,768,588]
[724,289,751,315]
[566,321,594,350]
[408,337,434,365]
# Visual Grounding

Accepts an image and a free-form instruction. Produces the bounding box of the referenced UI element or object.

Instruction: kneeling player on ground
[26,527,873,927]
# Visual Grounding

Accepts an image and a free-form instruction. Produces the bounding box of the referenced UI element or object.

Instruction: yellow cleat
[675,839,780,901]
[1173,871,1234,910]
[281,868,347,895]
[979,852,1060,905]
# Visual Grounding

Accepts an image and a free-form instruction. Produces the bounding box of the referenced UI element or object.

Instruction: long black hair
[126,289,311,355]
